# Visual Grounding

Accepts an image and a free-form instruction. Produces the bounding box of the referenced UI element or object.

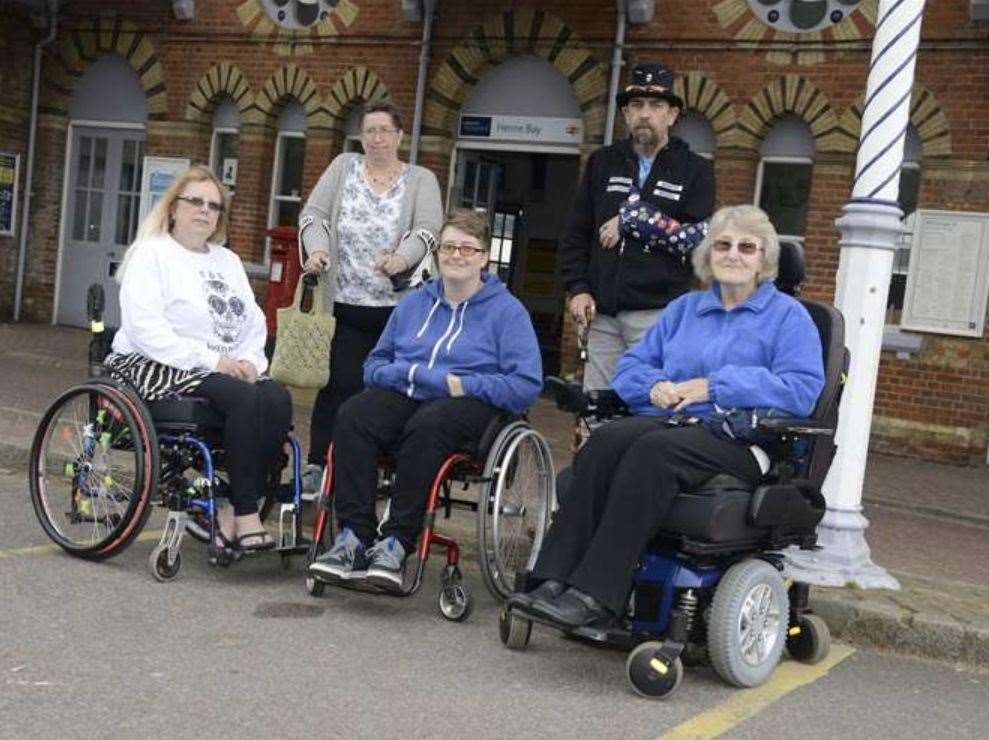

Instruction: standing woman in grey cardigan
[297,101,443,492]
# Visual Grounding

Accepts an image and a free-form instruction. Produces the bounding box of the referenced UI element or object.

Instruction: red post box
[264,225,302,338]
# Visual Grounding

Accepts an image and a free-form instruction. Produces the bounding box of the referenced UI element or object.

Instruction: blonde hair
[691,204,780,284]
[116,165,230,283]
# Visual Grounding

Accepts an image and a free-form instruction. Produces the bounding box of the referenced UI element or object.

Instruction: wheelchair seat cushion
[147,397,224,431]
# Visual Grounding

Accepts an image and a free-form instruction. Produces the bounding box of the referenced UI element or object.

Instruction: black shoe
[507,580,566,610]
[527,587,615,629]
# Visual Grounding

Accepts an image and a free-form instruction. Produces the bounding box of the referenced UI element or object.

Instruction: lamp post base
[785,507,900,590]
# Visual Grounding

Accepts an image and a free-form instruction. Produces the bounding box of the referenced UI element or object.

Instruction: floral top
[335,157,410,306]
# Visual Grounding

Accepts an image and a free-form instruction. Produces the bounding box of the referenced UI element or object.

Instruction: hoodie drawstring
[415,298,441,338]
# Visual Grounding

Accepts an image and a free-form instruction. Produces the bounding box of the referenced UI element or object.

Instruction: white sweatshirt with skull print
[112,233,268,374]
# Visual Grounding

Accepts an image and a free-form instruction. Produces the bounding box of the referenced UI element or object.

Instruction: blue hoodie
[363,273,542,415]
[612,281,825,419]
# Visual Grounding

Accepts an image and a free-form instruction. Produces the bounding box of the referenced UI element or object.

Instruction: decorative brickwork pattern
[737,75,848,152]
[42,16,166,119]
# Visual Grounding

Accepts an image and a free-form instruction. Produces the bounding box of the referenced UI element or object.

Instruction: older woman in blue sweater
[513,205,825,628]
[308,209,542,592]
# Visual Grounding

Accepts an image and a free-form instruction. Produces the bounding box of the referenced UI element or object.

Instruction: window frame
[209,126,239,195]
[753,154,814,244]
[266,129,307,263]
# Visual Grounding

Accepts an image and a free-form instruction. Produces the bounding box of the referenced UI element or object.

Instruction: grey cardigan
[297,152,443,307]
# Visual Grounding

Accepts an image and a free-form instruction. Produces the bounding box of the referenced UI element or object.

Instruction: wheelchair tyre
[438,583,473,622]
[787,613,830,664]
[625,642,684,700]
[305,539,327,597]
[477,423,555,601]
[498,607,532,650]
[150,547,181,582]
[29,383,156,560]
[708,558,789,688]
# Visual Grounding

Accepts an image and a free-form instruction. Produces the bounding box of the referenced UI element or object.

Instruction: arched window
[268,101,307,257]
[754,115,815,242]
[887,124,923,320]
[343,105,364,154]
[670,110,716,160]
[210,97,240,195]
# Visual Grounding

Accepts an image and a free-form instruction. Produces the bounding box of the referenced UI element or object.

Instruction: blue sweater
[364,273,542,415]
[612,281,825,419]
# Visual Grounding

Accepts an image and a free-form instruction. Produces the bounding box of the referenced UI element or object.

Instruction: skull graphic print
[202,273,247,346]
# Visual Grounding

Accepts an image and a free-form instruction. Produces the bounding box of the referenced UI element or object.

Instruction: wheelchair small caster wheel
[787,613,830,664]
[438,583,473,622]
[306,574,326,598]
[626,642,683,700]
[150,548,181,583]
[498,607,531,650]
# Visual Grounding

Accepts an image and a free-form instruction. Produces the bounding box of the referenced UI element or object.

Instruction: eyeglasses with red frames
[711,238,762,256]
[437,243,488,257]
[176,195,225,214]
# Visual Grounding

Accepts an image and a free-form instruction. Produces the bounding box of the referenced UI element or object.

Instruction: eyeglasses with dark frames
[437,242,487,258]
[176,195,225,214]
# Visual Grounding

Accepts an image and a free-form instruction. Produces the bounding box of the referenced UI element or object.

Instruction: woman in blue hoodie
[308,209,543,592]
[510,205,825,629]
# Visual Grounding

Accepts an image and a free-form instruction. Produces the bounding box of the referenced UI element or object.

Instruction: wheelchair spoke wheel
[29,383,156,559]
[477,425,555,601]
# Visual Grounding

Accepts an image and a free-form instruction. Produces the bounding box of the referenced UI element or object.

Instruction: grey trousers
[582,308,662,391]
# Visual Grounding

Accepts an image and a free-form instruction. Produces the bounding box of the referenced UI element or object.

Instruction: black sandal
[234,530,276,552]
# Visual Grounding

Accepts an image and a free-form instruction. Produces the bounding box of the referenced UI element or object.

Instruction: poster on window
[221,158,238,187]
[139,156,190,224]
[0,151,20,237]
[900,209,989,337]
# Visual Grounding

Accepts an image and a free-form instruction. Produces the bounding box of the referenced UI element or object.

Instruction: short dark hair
[361,101,402,131]
[441,209,490,251]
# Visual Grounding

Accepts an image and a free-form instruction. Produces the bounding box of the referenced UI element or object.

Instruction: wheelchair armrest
[756,417,835,436]
[545,376,588,414]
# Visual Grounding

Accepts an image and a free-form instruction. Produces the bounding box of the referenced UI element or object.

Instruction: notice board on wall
[900,209,989,337]
[0,151,20,237]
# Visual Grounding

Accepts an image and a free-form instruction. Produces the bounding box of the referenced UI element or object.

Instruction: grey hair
[691,204,780,284]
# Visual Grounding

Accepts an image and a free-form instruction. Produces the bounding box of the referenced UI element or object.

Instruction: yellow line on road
[0,529,165,559]
[660,645,856,740]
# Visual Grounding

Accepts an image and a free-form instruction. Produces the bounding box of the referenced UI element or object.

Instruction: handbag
[268,275,335,388]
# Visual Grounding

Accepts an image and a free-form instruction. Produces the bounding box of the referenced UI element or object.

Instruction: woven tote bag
[269,276,335,388]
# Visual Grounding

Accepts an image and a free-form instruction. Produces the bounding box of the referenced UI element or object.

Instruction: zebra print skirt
[103,352,212,401]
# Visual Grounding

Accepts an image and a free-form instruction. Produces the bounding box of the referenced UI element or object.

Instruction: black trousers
[531,418,762,615]
[332,388,500,551]
[307,303,393,465]
[192,374,293,515]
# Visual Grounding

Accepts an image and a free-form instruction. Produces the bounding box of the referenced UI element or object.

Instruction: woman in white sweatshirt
[106,165,292,552]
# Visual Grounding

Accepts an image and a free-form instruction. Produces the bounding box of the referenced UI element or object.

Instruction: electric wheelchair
[305,410,556,622]
[28,285,311,582]
[498,242,847,699]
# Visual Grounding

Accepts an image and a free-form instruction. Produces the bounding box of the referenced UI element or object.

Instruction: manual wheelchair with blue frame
[498,242,846,699]
[27,284,312,582]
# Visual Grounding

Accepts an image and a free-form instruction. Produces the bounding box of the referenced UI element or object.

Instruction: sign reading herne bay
[459,114,583,145]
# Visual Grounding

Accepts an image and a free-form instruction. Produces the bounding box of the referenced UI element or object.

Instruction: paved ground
[2,469,987,739]
[2,321,989,676]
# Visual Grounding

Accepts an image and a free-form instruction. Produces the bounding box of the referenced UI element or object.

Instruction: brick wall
[3,0,989,462]
[0,10,38,320]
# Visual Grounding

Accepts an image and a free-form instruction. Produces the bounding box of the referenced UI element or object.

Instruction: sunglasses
[712,239,762,256]
[176,195,225,213]
[437,243,487,257]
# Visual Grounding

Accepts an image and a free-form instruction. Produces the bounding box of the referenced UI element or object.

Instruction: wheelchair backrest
[798,298,849,487]
[774,241,804,297]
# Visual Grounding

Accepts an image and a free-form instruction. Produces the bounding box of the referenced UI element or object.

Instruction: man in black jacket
[559,62,715,390]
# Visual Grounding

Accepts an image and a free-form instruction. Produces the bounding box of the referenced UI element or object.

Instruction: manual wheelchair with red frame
[305,412,556,622]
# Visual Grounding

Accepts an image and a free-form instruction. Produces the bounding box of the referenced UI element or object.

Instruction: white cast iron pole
[787,0,928,589]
